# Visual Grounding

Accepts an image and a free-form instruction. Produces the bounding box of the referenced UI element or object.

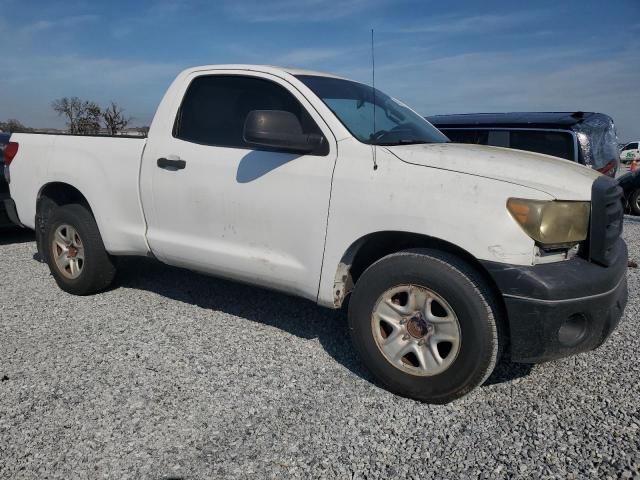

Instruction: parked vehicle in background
[4,65,629,403]
[618,169,640,215]
[427,112,620,177]
[619,141,639,164]
[0,132,16,227]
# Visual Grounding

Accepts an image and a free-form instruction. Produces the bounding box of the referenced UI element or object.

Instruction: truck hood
[385,143,600,200]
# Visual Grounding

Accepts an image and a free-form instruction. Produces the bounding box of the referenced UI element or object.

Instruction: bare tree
[52,97,102,135]
[101,102,131,135]
[76,101,102,135]
[52,97,83,134]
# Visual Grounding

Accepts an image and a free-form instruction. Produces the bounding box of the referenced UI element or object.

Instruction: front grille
[587,176,624,266]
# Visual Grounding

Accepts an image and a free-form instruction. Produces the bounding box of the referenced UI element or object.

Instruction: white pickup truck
[620,141,639,164]
[4,65,628,403]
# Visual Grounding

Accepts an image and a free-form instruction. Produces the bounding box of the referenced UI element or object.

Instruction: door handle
[157,157,186,170]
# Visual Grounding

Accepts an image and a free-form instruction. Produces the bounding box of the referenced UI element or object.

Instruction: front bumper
[482,239,628,363]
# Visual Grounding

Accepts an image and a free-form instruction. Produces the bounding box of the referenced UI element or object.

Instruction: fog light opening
[558,313,588,347]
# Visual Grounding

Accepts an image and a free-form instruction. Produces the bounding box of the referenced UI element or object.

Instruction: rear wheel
[630,190,640,216]
[348,249,500,403]
[45,204,116,295]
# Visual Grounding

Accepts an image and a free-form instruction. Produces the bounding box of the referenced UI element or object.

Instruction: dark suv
[427,112,620,177]
[1,132,14,227]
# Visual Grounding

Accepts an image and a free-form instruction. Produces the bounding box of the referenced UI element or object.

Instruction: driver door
[140,71,337,300]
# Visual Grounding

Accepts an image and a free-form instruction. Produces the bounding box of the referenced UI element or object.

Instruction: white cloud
[0,53,182,128]
[221,43,365,70]
[21,20,54,34]
[225,0,373,22]
[21,14,98,35]
[390,11,547,35]
[110,1,190,39]
[1,54,178,87]
[275,48,347,65]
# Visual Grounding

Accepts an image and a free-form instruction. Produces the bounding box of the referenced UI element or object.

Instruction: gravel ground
[1,220,639,479]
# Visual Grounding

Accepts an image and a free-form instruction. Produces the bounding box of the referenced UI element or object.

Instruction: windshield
[296,75,448,146]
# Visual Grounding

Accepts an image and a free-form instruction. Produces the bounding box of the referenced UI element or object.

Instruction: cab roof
[182,64,347,80]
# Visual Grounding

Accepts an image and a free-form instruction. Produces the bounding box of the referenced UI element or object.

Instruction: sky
[0,0,639,139]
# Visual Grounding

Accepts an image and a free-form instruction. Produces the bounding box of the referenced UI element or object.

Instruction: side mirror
[243,110,323,154]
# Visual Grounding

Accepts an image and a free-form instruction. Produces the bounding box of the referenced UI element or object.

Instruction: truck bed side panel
[9,134,150,255]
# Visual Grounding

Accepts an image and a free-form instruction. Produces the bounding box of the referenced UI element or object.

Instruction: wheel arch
[37,182,94,211]
[35,182,96,259]
[332,231,505,316]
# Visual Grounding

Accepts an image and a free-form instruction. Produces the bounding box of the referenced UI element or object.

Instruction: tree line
[0,119,32,133]
[0,99,149,136]
[51,98,132,135]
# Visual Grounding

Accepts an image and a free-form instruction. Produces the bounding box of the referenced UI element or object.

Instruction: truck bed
[8,133,150,255]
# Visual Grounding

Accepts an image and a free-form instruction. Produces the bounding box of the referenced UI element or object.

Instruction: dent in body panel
[488,244,535,263]
[333,261,353,307]
[331,234,365,307]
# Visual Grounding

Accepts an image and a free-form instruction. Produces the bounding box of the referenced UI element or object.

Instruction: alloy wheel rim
[371,284,461,377]
[52,224,85,279]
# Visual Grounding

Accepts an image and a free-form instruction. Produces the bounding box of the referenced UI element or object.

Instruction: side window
[625,142,638,151]
[510,131,575,160]
[174,75,326,154]
[487,130,510,148]
[442,129,489,145]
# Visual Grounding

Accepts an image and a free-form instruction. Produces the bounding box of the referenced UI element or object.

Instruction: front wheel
[348,249,501,403]
[45,204,117,295]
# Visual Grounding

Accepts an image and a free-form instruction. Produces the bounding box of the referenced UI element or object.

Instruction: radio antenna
[371,28,378,171]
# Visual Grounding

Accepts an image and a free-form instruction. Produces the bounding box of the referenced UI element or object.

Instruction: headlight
[507,198,590,247]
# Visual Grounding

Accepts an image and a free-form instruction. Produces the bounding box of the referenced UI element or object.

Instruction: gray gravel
[1,219,639,479]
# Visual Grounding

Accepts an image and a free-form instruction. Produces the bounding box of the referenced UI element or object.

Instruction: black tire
[348,249,500,404]
[630,190,640,216]
[44,204,116,295]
